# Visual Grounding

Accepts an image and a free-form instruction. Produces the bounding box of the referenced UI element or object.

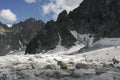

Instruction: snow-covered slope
[70,30,95,47]
[70,30,120,54]
[92,38,120,47]
[83,38,120,52]
[0,46,120,80]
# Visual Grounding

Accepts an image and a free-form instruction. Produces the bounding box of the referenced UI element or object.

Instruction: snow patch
[70,30,78,39]
[66,44,84,54]
[93,38,120,47]
[77,34,95,46]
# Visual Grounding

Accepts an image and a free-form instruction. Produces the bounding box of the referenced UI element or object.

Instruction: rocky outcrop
[0,18,45,55]
[57,10,76,48]
[11,18,45,50]
[25,20,59,54]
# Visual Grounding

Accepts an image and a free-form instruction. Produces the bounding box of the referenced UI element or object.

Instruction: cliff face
[26,0,120,54]
[25,20,76,54]
[0,23,11,55]
[69,0,120,37]
[0,18,45,55]
[11,18,45,50]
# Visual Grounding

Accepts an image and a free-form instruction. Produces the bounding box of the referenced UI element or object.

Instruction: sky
[0,0,83,26]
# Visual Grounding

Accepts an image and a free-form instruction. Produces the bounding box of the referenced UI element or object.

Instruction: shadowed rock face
[25,21,59,54]
[69,0,120,37]
[0,18,45,55]
[26,0,120,54]
[0,23,11,55]
[11,18,45,50]
[25,20,76,54]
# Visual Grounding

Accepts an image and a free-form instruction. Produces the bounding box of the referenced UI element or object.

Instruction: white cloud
[0,9,17,24]
[25,0,38,3]
[7,24,12,27]
[42,0,83,20]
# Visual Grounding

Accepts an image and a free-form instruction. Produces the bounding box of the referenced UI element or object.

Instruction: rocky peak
[25,18,36,22]
[0,23,10,35]
[57,10,68,22]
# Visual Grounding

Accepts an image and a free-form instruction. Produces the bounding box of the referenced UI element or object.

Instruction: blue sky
[0,0,83,25]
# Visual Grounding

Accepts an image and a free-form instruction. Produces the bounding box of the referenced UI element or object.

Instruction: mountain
[0,23,11,55]
[0,18,45,55]
[26,0,120,54]
[25,19,76,54]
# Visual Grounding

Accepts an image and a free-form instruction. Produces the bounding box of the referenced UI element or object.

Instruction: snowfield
[0,45,120,80]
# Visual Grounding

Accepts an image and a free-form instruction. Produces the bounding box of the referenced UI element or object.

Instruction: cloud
[42,0,83,20]
[7,24,12,27]
[0,9,17,24]
[25,0,38,3]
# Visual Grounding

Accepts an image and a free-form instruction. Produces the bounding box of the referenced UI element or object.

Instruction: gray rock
[75,63,91,69]
[95,68,107,75]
